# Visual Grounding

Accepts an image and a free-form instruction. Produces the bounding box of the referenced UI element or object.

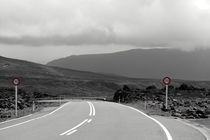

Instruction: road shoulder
[152,115,207,140]
[0,106,60,129]
[178,119,210,140]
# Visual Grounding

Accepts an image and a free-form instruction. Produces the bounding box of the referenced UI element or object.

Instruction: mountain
[0,56,124,98]
[1,55,210,100]
[0,56,167,99]
[47,48,210,81]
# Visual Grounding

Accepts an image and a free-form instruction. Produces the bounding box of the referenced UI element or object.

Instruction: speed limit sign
[163,77,171,85]
[12,77,21,117]
[162,76,171,110]
[12,77,21,86]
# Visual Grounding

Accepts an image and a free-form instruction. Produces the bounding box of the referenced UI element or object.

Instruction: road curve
[0,101,206,140]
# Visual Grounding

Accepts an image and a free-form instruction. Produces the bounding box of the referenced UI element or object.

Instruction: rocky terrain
[1,56,210,120]
[113,84,210,119]
[0,87,55,121]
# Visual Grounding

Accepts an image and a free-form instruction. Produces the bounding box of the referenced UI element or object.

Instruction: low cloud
[0,0,210,49]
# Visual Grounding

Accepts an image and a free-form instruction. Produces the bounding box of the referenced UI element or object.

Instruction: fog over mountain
[48,48,210,81]
[1,0,210,64]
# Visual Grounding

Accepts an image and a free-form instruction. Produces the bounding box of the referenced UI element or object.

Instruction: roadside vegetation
[1,82,210,122]
[1,56,210,121]
[113,84,210,119]
[0,87,59,122]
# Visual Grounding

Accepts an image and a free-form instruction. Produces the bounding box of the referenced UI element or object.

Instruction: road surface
[0,101,206,140]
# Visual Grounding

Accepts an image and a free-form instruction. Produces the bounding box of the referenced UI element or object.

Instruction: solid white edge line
[87,119,92,123]
[0,114,32,125]
[66,129,78,136]
[88,102,92,116]
[123,105,173,140]
[176,119,209,140]
[90,102,95,116]
[0,102,70,131]
[60,119,88,136]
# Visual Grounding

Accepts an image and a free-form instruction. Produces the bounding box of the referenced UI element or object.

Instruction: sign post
[12,78,21,117]
[162,77,171,110]
[32,101,35,112]
[144,98,148,110]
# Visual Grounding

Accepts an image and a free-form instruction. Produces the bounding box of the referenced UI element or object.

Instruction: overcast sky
[0,0,210,64]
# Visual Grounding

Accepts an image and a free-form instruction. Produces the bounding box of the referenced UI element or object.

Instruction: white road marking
[0,114,32,125]
[87,119,92,123]
[123,104,173,140]
[90,102,95,116]
[60,102,95,136]
[60,119,88,136]
[0,102,70,131]
[66,129,78,136]
[88,102,92,116]
[177,119,210,140]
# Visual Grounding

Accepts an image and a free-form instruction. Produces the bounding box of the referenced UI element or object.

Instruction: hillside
[1,56,210,121]
[47,48,210,81]
[0,56,123,98]
[0,56,165,98]
[1,55,210,99]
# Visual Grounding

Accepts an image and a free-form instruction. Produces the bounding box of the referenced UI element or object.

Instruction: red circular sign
[12,78,21,86]
[162,77,171,85]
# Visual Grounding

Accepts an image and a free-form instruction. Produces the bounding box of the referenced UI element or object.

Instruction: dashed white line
[66,129,78,136]
[60,119,88,136]
[87,119,92,123]
[60,102,95,136]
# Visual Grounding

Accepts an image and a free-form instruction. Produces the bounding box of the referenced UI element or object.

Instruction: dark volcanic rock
[113,84,210,119]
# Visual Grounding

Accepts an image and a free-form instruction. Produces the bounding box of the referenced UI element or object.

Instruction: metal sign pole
[32,101,35,112]
[15,85,18,117]
[12,77,20,117]
[163,77,171,110]
[165,85,168,110]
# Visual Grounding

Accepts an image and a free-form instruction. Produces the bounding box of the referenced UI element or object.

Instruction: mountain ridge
[47,48,210,81]
[0,55,168,98]
[1,55,210,99]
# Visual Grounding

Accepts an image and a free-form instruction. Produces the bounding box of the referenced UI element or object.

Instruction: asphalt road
[0,101,206,140]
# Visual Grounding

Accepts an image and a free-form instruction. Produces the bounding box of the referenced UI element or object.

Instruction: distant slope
[0,56,127,80]
[0,56,126,98]
[1,56,210,99]
[47,48,210,81]
[0,56,165,98]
